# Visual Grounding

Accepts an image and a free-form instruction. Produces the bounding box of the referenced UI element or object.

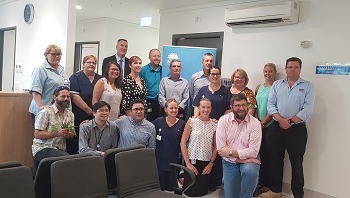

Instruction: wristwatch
[289,119,295,125]
[229,150,232,158]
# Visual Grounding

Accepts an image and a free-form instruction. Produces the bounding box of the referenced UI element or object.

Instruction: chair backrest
[0,161,21,169]
[50,156,108,198]
[103,145,145,192]
[115,148,160,198]
[34,153,91,198]
[0,166,35,198]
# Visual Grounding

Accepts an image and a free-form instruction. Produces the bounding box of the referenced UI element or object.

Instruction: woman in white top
[92,61,122,121]
[180,98,217,197]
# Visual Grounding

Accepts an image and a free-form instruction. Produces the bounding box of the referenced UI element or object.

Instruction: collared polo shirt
[139,63,162,100]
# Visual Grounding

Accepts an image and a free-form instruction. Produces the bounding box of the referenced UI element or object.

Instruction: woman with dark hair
[121,56,148,116]
[67,55,102,154]
[152,99,186,191]
[29,44,70,124]
[92,61,122,121]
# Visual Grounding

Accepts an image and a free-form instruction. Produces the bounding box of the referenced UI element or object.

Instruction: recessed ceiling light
[76,5,82,9]
[140,17,152,26]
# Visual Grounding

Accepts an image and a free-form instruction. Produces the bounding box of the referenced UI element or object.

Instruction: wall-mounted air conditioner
[225,0,300,28]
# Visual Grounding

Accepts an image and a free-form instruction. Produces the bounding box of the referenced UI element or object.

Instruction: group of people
[29,39,315,198]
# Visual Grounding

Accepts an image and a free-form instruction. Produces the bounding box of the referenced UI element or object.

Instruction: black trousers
[184,160,210,197]
[259,127,271,188]
[266,121,307,198]
[146,98,160,122]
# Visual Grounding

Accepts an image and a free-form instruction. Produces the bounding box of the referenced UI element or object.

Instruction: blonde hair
[44,45,61,54]
[231,69,249,86]
[83,55,97,63]
[199,98,211,107]
[165,99,178,108]
[264,63,277,71]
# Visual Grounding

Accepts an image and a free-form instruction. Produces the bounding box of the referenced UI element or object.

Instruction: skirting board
[282,182,337,198]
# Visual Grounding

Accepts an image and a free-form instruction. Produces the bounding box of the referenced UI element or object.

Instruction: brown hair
[264,63,277,71]
[199,98,211,107]
[165,99,178,108]
[231,69,249,86]
[103,61,122,89]
[286,57,302,68]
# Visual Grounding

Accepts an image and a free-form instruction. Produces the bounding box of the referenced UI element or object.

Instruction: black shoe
[253,187,260,197]
[209,186,217,191]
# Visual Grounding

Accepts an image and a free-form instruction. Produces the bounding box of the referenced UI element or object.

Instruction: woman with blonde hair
[230,68,257,115]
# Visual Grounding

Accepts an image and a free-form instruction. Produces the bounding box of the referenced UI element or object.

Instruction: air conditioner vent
[227,18,284,26]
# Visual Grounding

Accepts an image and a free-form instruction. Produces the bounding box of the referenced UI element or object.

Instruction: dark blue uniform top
[69,71,102,125]
[193,85,232,120]
[152,117,185,171]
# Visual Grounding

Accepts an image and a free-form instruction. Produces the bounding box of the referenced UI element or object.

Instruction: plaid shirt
[32,104,74,156]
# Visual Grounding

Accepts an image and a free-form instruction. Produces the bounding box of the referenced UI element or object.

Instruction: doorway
[172,32,224,67]
[0,27,16,91]
[74,42,100,73]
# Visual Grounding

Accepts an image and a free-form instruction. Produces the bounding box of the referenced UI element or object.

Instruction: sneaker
[261,190,283,198]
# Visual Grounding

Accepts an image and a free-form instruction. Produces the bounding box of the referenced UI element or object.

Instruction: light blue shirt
[139,63,162,100]
[29,60,70,115]
[267,77,315,122]
[158,76,189,109]
[115,116,156,149]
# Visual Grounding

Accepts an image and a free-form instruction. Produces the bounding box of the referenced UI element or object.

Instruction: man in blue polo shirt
[139,48,162,121]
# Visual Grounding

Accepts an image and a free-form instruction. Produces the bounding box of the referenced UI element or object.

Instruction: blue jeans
[222,156,260,198]
[33,148,69,169]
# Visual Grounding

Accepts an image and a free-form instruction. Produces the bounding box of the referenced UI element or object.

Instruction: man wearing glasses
[262,57,315,198]
[115,99,156,149]
[216,94,262,198]
[158,59,189,120]
[32,86,74,169]
[78,101,119,157]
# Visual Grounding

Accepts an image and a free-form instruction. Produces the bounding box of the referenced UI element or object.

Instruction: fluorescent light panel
[140,17,152,26]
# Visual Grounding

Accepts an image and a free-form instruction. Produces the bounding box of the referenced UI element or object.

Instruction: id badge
[156,135,162,141]
[191,159,196,164]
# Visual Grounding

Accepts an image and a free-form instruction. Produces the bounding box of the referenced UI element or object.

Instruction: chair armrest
[169,163,196,195]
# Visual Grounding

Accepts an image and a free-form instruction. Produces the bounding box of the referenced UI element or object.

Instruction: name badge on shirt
[191,159,196,164]
[156,135,162,141]
[299,88,304,91]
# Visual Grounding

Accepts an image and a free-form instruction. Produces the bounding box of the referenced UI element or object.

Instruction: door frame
[0,26,17,91]
[74,41,100,73]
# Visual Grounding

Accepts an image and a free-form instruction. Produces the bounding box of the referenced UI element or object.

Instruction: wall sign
[316,63,350,75]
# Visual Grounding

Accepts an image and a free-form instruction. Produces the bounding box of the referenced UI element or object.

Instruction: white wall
[159,0,349,197]
[76,18,159,74]
[0,0,76,90]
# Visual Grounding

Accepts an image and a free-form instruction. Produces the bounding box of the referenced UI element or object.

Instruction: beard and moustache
[57,99,70,109]
[233,108,247,120]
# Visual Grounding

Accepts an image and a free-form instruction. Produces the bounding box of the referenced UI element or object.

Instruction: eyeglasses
[286,66,301,69]
[210,73,221,76]
[234,76,245,80]
[110,68,120,72]
[54,86,70,94]
[48,53,62,57]
[232,104,248,108]
[96,109,109,113]
[132,108,145,112]
[84,61,96,65]
[170,65,181,68]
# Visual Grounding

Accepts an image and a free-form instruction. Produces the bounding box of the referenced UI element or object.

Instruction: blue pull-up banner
[162,45,217,83]
[316,66,350,75]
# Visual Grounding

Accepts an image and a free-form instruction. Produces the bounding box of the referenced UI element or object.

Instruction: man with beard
[32,86,74,169]
[216,94,262,198]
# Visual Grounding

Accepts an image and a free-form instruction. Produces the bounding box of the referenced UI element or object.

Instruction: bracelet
[210,160,214,164]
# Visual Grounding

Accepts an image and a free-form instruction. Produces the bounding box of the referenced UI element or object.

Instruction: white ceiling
[76,0,236,29]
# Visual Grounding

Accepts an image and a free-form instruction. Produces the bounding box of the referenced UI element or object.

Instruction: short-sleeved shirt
[187,118,217,161]
[69,71,102,124]
[238,87,257,109]
[115,116,156,149]
[152,117,185,171]
[121,75,148,114]
[29,60,70,115]
[158,76,189,109]
[139,63,162,100]
[79,119,119,156]
[193,85,232,120]
[256,83,273,127]
[32,104,75,156]
[99,78,122,121]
